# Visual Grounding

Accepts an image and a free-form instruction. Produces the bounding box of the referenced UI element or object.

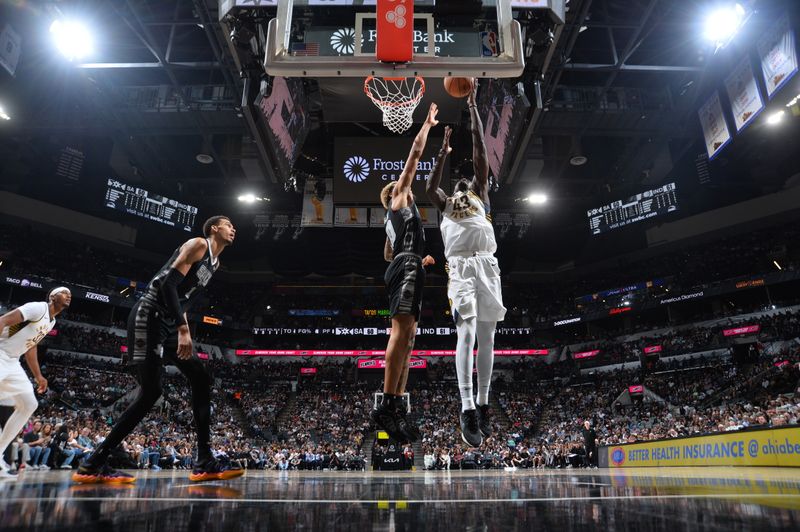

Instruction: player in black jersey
[370,103,438,443]
[73,216,243,484]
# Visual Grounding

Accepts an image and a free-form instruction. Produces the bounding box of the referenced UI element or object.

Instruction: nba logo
[480,31,498,57]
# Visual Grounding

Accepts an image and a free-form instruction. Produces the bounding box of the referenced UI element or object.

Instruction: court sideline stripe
[7,493,800,504]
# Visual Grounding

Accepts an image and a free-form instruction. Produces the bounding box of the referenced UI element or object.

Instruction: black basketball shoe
[460,409,483,447]
[476,404,493,438]
[189,457,245,482]
[395,408,420,442]
[73,462,136,484]
[370,403,408,442]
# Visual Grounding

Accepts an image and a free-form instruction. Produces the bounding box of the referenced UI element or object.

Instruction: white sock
[0,391,38,458]
[475,320,497,406]
[455,316,477,411]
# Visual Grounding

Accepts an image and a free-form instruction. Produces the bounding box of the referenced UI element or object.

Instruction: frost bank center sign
[334,137,450,203]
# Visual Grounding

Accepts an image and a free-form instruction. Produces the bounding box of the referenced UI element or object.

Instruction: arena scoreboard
[587,182,678,235]
[105,179,198,232]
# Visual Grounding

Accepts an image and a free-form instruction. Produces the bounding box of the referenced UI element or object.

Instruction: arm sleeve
[18,302,48,322]
[159,268,188,326]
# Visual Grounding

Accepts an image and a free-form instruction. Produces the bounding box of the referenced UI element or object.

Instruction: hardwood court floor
[1,467,799,531]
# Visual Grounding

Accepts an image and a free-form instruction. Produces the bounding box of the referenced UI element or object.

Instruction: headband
[49,286,71,299]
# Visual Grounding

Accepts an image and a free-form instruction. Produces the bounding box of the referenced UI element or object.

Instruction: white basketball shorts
[0,357,34,398]
[446,253,506,323]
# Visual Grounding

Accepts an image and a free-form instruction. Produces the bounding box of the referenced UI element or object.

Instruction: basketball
[443,77,474,98]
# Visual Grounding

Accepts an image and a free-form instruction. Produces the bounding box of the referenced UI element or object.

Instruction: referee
[582,419,598,468]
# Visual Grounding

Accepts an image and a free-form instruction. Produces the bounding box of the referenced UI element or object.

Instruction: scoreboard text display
[105,179,197,232]
[587,182,678,235]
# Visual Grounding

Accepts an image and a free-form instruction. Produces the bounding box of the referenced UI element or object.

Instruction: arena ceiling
[0,0,798,275]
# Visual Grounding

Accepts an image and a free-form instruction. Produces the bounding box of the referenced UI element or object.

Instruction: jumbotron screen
[104,178,198,232]
[587,182,678,235]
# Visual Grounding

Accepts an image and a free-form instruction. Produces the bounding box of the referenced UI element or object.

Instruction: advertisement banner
[300,367,318,375]
[735,278,765,289]
[83,291,111,304]
[628,385,644,394]
[358,358,427,369]
[301,178,334,227]
[573,350,600,360]
[252,326,531,336]
[602,426,800,468]
[334,207,369,227]
[609,306,632,316]
[643,345,662,354]
[698,91,731,160]
[306,26,487,58]
[723,324,761,337]
[4,276,45,290]
[659,291,705,305]
[197,352,210,360]
[333,137,448,204]
[757,13,798,99]
[553,317,582,327]
[724,57,764,131]
[288,309,341,317]
[236,349,548,357]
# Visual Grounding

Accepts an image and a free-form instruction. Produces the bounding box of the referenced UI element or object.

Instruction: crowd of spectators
[3,339,798,473]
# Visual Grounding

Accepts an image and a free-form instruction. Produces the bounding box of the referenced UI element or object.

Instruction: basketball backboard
[219,0,564,79]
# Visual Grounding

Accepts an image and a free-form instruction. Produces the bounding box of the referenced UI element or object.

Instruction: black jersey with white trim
[385,202,425,257]
[143,238,219,314]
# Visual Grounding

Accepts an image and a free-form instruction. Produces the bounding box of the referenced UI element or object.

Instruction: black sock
[89,364,163,468]
[381,393,397,409]
[174,357,213,465]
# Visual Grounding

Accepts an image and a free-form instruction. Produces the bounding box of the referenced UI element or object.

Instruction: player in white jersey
[426,81,506,447]
[0,287,70,478]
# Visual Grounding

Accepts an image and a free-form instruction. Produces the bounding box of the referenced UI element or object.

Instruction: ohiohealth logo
[343,156,370,183]
[611,447,626,466]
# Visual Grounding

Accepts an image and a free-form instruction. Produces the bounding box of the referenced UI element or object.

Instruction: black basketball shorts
[384,252,425,322]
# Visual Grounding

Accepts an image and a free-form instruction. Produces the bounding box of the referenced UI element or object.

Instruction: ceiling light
[703,3,746,46]
[50,20,94,60]
[569,155,588,166]
[527,193,548,205]
[773,260,782,270]
[196,153,214,164]
[766,110,785,125]
[0,106,9,121]
[238,193,269,203]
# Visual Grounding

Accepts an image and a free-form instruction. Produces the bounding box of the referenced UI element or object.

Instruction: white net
[364,76,426,134]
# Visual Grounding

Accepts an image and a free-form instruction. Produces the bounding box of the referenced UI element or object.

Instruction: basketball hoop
[364,76,425,134]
